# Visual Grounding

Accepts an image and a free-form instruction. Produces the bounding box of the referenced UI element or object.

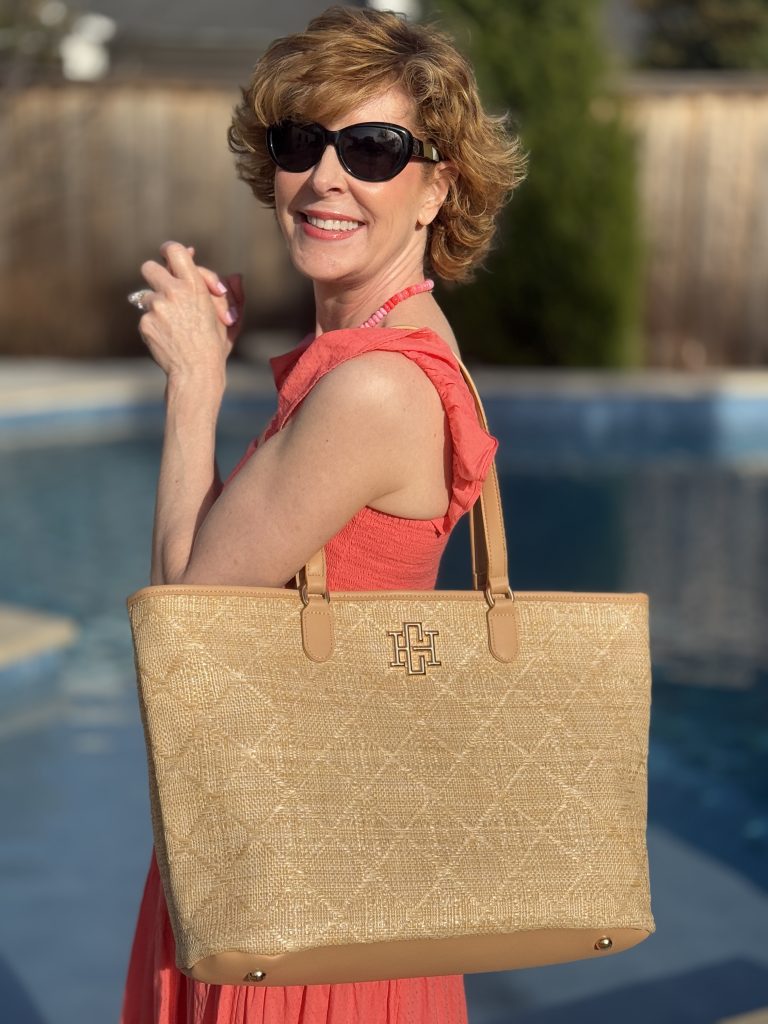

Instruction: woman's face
[273,88,448,289]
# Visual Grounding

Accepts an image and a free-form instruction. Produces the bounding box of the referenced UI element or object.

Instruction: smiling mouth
[301,213,364,232]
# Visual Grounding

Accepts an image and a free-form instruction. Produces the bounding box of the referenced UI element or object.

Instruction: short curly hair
[227,5,528,283]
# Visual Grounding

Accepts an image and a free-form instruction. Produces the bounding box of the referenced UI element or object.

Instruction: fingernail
[216,281,228,295]
[226,306,238,324]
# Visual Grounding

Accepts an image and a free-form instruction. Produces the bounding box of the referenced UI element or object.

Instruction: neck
[312,262,429,336]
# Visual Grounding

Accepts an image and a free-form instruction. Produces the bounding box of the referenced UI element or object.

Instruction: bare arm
[135,241,243,585]
[170,351,442,588]
[149,372,226,585]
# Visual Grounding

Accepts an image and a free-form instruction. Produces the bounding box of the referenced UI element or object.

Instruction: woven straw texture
[127,586,655,972]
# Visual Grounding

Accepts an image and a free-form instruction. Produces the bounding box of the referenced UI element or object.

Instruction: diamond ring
[127,289,152,311]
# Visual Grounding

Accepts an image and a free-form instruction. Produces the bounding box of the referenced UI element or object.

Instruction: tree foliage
[634,0,768,70]
[425,0,644,367]
[0,0,76,87]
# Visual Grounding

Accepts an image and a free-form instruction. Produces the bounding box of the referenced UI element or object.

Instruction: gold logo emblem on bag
[387,622,441,675]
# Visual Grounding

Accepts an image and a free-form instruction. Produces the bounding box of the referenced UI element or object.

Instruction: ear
[416,161,458,227]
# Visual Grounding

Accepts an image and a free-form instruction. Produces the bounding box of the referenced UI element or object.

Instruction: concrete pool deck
[0,604,78,737]
[2,356,768,460]
[3,356,768,413]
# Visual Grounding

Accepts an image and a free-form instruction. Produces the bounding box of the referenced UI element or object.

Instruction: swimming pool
[1,394,767,1024]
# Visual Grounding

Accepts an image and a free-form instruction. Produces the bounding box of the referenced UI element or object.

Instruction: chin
[292,254,362,287]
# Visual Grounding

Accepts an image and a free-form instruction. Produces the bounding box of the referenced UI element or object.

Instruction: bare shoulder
[302,350,446,439]
[277,348,452,520]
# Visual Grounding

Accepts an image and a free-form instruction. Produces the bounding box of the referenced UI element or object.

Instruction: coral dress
[120,325,499,1024]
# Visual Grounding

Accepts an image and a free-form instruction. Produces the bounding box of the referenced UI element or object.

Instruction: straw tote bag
[126,356,655,988]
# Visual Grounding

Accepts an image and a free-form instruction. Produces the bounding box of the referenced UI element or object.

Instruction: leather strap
[299,356,511,600]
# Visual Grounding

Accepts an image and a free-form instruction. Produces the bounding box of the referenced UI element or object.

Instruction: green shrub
[426,0,645,367]
[634,0,768,70]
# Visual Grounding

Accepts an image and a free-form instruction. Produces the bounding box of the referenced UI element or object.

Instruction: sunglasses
[266,120,442,183]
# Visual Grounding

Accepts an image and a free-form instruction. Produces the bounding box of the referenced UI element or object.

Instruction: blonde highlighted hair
[228,5,528,283]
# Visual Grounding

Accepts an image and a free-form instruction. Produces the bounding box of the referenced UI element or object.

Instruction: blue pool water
[1,417,767,1024]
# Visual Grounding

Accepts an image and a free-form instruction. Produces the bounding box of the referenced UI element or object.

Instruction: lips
[298,210,365,241]
[305,216,362,232]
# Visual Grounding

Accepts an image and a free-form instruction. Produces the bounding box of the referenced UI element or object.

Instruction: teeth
[306,215,361,231]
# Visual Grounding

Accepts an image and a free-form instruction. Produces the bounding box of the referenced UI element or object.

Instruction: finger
[160,240,199,283]
[140,259,174,291]
[195,263,229,297]
[222,274,244,317]
[187,265,236,326]
[194,265,232,327]
[219,275,242,327]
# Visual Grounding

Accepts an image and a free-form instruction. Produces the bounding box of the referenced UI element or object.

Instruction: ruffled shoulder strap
[263,326,499,536]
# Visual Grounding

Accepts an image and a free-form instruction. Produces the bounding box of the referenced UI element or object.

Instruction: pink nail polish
[227,306,239,323]
[216,281,228,295]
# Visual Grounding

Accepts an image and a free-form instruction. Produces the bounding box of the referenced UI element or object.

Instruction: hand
[186,245,246,346]
[137,241,245,383]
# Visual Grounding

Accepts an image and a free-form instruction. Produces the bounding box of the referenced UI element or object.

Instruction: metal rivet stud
[245,970,267,982]
[594,936,613,951]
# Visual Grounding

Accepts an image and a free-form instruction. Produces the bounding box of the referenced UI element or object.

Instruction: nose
[307,141,348,192]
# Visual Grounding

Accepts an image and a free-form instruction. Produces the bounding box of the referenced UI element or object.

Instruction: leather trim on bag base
[183,927,653,986]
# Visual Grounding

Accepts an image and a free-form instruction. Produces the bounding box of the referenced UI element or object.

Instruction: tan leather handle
[299,357,511,598]
[459,358,510,594]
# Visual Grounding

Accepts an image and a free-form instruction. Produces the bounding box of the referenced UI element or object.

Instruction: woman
[120,5,527,1022]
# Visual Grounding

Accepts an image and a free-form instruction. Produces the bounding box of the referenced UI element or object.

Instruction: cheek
[274,181,288,217]
[364,181,417,230]
[384,173,426,224]
[274,171,301,220]
[389,194,421,236]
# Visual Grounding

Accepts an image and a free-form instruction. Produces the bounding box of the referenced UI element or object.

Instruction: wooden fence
[1,73,767,364]
[0,81,310,358]
[623,72,768,368]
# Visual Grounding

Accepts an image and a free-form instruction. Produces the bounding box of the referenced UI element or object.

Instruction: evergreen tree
[425,0,644,367]
[634,0,768,70]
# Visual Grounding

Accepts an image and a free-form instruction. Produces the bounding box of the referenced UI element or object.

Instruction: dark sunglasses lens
[269,123,323,172]
[339,126,408,181]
